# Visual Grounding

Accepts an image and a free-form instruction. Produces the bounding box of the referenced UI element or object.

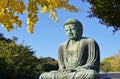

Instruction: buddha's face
[64,24,81,40]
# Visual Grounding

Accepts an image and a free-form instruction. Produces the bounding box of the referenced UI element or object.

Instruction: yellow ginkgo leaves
[27,0,38,33]
[0,0,79,33]
[0,0,25,31]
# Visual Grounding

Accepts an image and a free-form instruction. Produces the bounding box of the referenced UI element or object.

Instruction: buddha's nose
[69,28,72,33]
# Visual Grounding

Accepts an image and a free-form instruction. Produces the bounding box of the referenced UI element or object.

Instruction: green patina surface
[39,19,100,79]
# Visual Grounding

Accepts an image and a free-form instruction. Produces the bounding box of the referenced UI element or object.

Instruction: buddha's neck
[69,37,81,45]
[69,39,78,46]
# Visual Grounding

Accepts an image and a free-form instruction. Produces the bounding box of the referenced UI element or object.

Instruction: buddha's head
[63,18,83,40]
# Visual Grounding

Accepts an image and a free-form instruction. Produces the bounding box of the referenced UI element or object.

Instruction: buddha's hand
[75,66,90,71]
[58,69,76,72]
[50,70,57,73]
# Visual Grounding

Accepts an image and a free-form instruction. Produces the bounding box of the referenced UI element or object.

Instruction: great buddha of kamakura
[39,18,100,79]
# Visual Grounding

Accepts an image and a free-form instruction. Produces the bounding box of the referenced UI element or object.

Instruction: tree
[110,51,120,71]
[0,0,79,33]
[83,0,120,32]
[100,57,113,72]
[12,36,18,42]
[0,57,9,79]
[100,50,120,72]
[36,57,58,74]
[0,36,37,79]
[0,34,59,79]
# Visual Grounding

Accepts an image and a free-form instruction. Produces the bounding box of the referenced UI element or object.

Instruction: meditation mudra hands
[58,65,90,72]
[58,69,77,72]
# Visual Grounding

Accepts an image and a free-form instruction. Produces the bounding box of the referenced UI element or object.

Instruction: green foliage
[100,57,113,72]
[0,38,37,79]
[110,51,120,71]
[100,51,120,72]
[0,33,58,79]
[36,57,58,74]
[0,57,9,79]
[83,0,120,32]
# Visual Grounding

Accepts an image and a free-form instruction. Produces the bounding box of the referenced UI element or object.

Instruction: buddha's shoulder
[80,37,96,43]
[59,42,67,47]
[58,42,67,50]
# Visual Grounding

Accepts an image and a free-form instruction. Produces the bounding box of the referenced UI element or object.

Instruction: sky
[0,0,120,61]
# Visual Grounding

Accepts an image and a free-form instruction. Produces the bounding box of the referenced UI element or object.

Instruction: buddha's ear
[77,28,83,37]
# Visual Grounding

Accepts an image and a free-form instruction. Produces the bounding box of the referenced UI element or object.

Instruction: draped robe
[39,37,100,79]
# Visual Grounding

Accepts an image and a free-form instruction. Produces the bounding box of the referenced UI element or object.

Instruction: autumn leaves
[0,0,79,33]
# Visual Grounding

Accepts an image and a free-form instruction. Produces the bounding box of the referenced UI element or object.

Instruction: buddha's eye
[71,28,75,30]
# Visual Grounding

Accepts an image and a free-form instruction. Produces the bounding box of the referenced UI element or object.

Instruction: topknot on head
[64,18,82,27]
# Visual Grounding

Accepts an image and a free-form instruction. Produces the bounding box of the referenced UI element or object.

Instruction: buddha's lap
[40,69,99,78]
